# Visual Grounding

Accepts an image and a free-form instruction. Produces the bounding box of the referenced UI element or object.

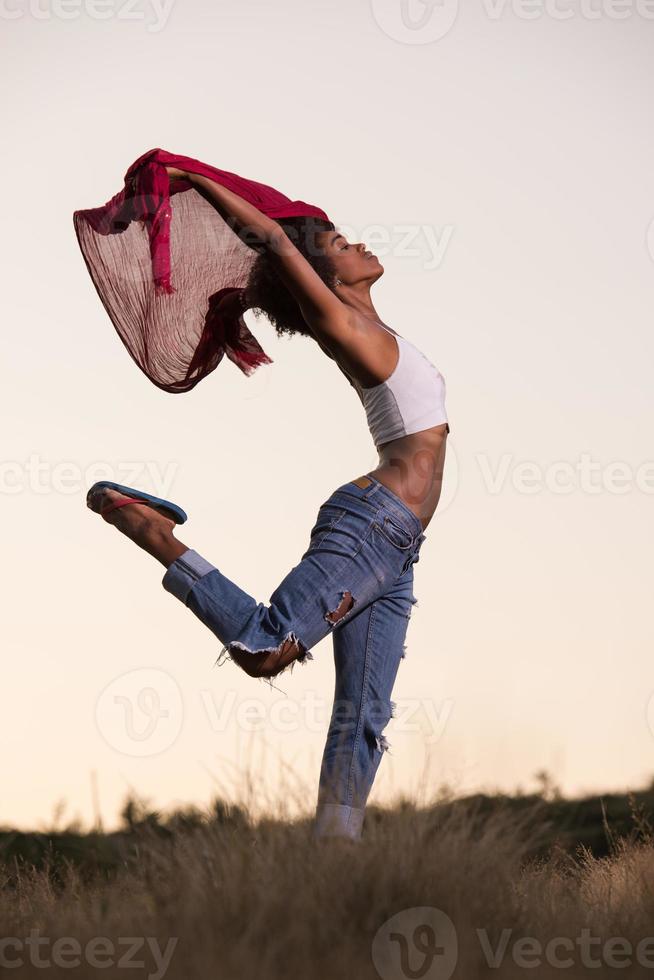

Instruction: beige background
[1,0,653,829]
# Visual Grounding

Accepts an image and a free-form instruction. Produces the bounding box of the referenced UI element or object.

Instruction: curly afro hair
[245,216,338,341]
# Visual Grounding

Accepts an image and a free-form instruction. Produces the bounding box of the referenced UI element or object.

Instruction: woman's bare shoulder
[318,314,399,388]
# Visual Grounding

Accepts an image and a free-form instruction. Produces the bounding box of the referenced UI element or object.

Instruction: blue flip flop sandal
[87,481,188,525]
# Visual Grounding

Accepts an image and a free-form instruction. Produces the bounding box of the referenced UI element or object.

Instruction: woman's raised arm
[169,167,356,350]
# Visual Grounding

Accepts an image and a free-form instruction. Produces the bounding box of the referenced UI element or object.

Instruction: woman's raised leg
[88,480,424,693]
[160,488,403,679]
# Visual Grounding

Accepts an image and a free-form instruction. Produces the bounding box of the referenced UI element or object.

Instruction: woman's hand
[164,165,189,181]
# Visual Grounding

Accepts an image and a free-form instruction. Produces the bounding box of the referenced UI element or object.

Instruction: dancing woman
[86,163,451,839]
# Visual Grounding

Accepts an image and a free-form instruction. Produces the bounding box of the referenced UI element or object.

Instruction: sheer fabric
[73,147,333,391]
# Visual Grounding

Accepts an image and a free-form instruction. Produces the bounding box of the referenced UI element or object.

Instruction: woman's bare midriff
[319,326,449,531]
[358,423,449,532]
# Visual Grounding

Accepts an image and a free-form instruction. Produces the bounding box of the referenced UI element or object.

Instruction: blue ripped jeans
[162,474,426,840]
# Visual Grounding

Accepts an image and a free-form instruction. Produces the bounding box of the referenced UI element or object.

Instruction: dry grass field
[2,782,654,979]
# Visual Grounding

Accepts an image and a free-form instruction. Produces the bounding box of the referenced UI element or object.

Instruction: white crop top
[349,324,450,450]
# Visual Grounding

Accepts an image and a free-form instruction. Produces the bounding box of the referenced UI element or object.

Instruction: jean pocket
[308,504,346,543]
[304,504,358,558]
[374,513,416,551]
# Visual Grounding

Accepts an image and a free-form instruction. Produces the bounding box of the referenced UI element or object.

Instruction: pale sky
[2,0,654,830]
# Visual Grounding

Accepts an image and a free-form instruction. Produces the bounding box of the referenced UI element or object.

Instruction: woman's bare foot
[87,488,188,568]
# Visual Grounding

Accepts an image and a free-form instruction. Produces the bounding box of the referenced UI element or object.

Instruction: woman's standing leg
[313,562,418,839]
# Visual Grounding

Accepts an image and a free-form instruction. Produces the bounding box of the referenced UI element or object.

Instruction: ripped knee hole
[325,590,355,625]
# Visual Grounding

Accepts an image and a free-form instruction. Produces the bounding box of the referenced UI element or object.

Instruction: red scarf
[73,147,333,391]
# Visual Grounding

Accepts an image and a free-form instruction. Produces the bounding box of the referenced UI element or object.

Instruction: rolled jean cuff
[313,803,364,840]
[162,549,216,604]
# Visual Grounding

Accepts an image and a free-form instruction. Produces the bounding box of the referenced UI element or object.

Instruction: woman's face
[316,230,384,287]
